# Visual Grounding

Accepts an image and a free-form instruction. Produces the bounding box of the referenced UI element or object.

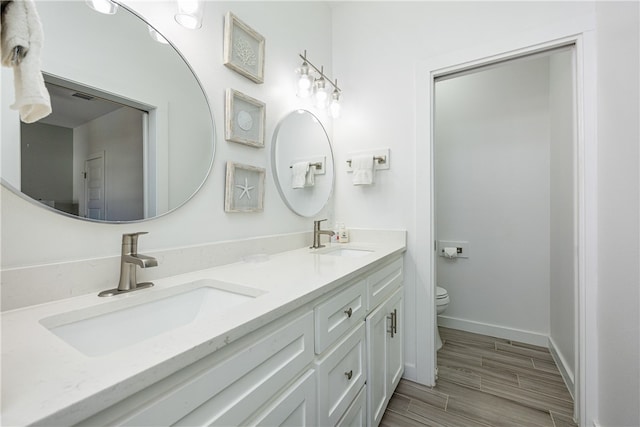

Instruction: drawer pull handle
[345,370,353,380]
[344,307,353,318]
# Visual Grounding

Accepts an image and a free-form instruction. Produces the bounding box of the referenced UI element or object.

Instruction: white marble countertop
[1,233,406,426]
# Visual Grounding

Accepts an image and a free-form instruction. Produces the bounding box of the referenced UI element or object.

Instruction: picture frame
[223,12,265,84]
[224,161,266,213]
[225,88,266,148]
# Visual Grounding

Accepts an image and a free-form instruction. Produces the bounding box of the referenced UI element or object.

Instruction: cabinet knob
[344,307,353,318]
[345,370,353,380]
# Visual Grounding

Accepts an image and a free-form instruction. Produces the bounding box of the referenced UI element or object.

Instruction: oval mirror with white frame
[0,1,214,222]
[272,110,334,217]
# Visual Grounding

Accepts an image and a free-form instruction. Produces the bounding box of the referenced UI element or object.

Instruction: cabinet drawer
[245,369,317,426]
[91,311,314,426]
[367,257,403,310]
[336,385,366,427]
[316,323,366,426]
[315,279,366,354]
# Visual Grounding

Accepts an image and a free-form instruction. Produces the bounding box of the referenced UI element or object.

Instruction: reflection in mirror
[272,110,334,217]
[0,1,214,222]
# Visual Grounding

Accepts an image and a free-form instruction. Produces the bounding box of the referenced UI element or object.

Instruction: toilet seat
[436,286,449,300]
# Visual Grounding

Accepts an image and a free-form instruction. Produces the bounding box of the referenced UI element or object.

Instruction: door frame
[413,15,597,426]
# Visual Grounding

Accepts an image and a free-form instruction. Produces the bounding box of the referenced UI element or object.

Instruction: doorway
[414,26,598,426]
[432,46,576,395]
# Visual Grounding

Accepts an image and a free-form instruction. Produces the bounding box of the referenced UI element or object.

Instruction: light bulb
[175,0,204,29]
[296,63,313,98]
[329,90,341,118]
[314,77,328,108]
[86,0,118,15]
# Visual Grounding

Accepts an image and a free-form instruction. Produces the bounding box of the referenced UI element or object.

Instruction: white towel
[1,0,51,123]
[305,164,315,187]
[351,155,374,185]
[291,161,309,189]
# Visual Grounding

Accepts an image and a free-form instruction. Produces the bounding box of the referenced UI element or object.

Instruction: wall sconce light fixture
[295,50,342,118]
[175,0,204,29]
[85,0,118,15]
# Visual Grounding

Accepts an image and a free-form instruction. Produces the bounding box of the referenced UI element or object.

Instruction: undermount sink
[320,248,374,258]
[40,279,264,357]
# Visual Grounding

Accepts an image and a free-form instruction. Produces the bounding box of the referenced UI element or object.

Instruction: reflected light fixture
[175,0,204,29]
[148,26,169,44]
[85,0,118,15]
[295,50,342,118]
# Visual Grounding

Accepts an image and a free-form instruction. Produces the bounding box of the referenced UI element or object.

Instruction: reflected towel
[291,161,309,189]
[351,155,374,185]
[305,164,315,187]
[1,0,51,123]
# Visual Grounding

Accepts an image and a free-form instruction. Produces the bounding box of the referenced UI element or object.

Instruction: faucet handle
[122,232,148,252]
[123,231,148,238]
[313,219,327,229]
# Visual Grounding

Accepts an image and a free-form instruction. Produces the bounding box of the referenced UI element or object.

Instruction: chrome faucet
[311,219,335,249]
[98,232,158,297]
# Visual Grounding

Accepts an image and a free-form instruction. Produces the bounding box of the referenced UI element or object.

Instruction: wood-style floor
[382,327,577,427]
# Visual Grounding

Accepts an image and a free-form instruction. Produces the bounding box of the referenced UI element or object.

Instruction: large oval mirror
[0,1,214,222]
[272,110,334,217]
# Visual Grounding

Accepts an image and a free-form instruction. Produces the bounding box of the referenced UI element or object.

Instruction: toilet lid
[436,286,448,299]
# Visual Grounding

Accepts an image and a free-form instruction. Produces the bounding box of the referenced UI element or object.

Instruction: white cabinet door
[386,289,404,393]
[366,299,390,427]
[246,369,317,427]
[366,287,404,427]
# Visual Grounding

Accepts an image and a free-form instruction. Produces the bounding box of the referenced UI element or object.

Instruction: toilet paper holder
[437,241,469,259]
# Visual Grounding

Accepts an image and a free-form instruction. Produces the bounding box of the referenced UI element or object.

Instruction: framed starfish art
[225,161,265,213]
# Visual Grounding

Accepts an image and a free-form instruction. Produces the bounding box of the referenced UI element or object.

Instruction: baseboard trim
[403,362,417,382]
[438,316,549,347]
[548,336,576,401]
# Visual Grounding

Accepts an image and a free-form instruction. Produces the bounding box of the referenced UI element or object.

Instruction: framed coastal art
[223,12,265,84]
[224,161,266,213]
[225,88,266,148]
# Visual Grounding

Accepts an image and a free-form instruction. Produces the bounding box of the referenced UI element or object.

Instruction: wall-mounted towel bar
[289,162,323,169]
[346,156,386,166]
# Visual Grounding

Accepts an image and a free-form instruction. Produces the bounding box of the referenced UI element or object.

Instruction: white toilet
[435,286,450,351]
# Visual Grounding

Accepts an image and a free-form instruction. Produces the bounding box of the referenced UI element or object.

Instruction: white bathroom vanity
[1,233,406,427]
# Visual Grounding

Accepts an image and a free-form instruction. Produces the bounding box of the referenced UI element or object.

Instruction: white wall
[595,2,640,426]
[548,50,576,387]
[79,107,145,221]
[20,122,74,204]
[434,56,552,345]
[1,1,334,269]
[331,0,595,388]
